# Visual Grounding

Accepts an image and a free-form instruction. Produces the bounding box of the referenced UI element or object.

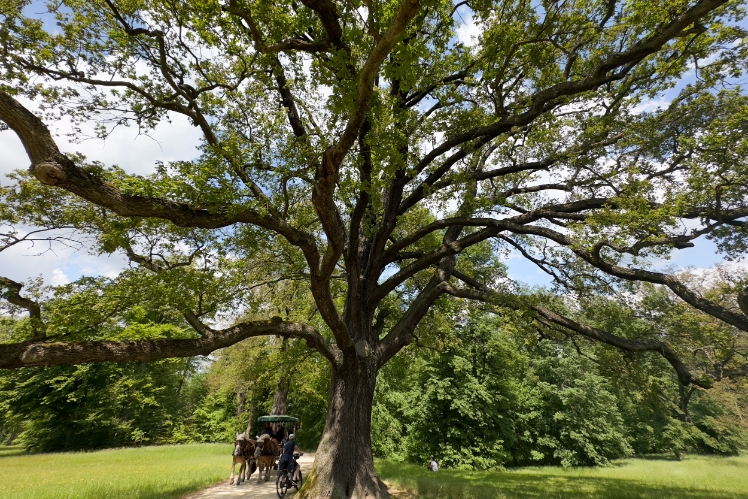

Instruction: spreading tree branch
[0,92,320,267]
[406,0,727,196]
[0,318,340,369]
[443,274,711,388]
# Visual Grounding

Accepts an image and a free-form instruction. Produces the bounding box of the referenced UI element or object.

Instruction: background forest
[2,268,746,468]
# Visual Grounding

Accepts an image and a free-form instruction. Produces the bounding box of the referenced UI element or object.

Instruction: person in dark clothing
[278,433,303,482]
[259,422,272,437]
[273,424,286,443]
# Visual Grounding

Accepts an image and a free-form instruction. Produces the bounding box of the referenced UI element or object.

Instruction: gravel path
[184,454,315,499]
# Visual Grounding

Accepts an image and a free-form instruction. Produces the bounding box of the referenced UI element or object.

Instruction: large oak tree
[2,0,748,497]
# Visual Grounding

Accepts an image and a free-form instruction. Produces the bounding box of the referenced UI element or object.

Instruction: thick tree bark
[0,319,339,369]
[300,353,387,499]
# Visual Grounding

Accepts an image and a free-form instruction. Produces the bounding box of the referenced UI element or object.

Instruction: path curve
[184,454,315,499]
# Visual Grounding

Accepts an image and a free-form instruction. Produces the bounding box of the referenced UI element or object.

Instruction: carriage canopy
[257,415,299,424]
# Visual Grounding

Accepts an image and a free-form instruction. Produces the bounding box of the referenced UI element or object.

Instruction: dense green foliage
[368,289,748,469]
[0,338,330,451]
[0,360,194,452]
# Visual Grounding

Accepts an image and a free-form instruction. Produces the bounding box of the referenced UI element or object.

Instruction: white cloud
[72,114,203,176]
[51,268,70,286]
[0,237,128,286]
[0,131,31,175]
[0,97,203,287]
[1,99,203,179]
[631,98,670,115]
[456,14,481,48]
[356,6,369,23]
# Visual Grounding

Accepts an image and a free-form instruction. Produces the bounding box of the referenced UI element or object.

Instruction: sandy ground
[184,453,315,499]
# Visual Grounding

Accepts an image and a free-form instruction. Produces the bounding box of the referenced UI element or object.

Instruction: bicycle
[276,452,303,498]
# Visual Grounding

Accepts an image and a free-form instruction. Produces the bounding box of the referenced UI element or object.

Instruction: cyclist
[279,433,303,483]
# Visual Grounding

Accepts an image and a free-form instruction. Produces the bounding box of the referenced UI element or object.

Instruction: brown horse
[256,434,280,482]
[229,434,256,485]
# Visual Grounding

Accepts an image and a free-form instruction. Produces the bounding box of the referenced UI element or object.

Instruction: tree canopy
[1,0,748,497]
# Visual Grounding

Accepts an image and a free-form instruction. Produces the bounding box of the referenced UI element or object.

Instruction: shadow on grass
[376,461,743,499]
[624,454,681,462]
[112,485,211,499]
[0,446,24,458]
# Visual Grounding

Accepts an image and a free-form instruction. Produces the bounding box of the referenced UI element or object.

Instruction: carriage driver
[279,433,303,483]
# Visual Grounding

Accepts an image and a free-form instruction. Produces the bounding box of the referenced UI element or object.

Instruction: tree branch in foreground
[0,319,340,369]
[0,92,317,253]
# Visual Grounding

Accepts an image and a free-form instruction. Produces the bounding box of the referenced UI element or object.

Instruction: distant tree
[1,0,748,496]
[0,303,202,452]
[576,271,748,457]
[373,301,635,469]
[0,360,195,451]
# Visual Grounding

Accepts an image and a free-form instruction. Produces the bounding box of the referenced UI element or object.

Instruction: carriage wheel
[276,471,289,498]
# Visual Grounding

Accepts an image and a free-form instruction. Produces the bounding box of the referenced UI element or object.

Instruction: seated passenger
[274,424,286,443]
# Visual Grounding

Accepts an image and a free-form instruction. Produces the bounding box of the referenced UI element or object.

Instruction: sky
[0,2,744,292]
[0,111,203,285]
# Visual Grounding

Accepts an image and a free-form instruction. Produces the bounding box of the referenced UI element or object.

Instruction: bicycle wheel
[276,471,289,498]
[295,470,303,489]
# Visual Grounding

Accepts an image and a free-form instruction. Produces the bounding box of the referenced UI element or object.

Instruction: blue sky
[505,237,731,288]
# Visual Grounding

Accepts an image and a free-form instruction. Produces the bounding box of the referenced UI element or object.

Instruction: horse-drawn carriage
[229,414,299,486]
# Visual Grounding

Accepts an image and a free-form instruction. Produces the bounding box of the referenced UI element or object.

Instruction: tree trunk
[4,430,19,446]
[271,379,289,415]
[237,387,247,418]
[678,383,694,423]
[245,384,256,439]
[272,337,289,415]
[300,353,388,499]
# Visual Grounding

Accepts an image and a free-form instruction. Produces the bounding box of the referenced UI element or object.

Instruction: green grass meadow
[0,443,231,499]
[1,444,747,499]
[376,454,748,499]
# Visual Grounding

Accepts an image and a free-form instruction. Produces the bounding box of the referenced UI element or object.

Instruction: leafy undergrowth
[376,454,748,499]
[0,443,231,499]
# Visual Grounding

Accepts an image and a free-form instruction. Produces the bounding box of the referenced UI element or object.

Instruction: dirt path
[184,454,315,499]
